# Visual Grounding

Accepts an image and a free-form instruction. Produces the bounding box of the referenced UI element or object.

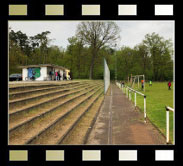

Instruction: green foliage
[116,33,173,81]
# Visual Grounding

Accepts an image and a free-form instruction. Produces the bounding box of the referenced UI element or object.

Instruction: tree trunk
[89,59,95,79]
[89,49,97,79]
[77,48,81,78]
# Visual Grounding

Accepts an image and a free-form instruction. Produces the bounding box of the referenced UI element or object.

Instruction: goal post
[130,74,145,92]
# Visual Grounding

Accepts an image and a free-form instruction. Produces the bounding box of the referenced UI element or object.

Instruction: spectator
[55,71,58,81]
[49,71,52,80]
[121,81,124,88]
[32,70,36,80]
[122,82,125,87]
[51,70,54,80]
[58,71,61,80]
[69,71,72,80]
[63,71,66,80]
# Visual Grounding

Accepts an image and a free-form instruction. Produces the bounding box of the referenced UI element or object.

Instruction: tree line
[9,22,173,81]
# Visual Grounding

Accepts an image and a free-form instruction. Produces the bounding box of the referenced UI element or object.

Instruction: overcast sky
[9,21,174,49]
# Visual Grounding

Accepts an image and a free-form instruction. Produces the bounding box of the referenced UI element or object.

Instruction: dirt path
[87,83,166,145]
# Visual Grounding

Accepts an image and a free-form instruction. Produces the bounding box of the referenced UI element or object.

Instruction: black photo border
[0,0,181,166]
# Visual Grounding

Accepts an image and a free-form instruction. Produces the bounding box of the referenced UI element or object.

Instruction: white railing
[165,106,174,144]
[116,82,147,123]
[117,82,174,144]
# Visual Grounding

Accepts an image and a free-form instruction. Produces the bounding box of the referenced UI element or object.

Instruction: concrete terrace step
[9,82,92,108]
[27,86,104,145]
[9,81,86,93]
[57,89,104,145]
[9,83,63,93]
[9,83,102,115]
[9,81,84,100]
[9,84,103,145]
[9,84,102,131]
[61,93,104,145]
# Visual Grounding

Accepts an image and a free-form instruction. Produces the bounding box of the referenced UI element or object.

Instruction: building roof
[19,64,69,71]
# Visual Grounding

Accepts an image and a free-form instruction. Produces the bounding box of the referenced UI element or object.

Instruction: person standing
[168,81,171,90]
[69,71,72,80]
[55,71,58,81]
[32,71,35,81]
[49,71,52,80]
[141,79,144,90]
[121,81,124,88]
[149,80,152,86]
[58,71,61,81]
[63,71,66,80]
[51,70,54,80]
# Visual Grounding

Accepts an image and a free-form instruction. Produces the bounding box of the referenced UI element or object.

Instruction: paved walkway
[87,83,166,145]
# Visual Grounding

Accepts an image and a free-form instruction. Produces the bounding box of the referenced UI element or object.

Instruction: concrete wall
[36,67,47,81]
[22,67,47,81]
[22,66,67,81]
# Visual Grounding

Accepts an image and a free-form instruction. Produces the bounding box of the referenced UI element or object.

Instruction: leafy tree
[142,32,173,80]
[31,31,51,64]
[9,28,173,81]
[134,44,151,78]
[9,30,31,64]
[76,22,120,79]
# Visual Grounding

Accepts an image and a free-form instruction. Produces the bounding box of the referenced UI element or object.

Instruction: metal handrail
[117,82,174,144]
[166,106,174,112]
[165,106,174,144]
[116,82,147,123]
[125,85,145,96]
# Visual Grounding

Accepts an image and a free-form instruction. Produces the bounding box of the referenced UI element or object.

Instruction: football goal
[129,74,145,92]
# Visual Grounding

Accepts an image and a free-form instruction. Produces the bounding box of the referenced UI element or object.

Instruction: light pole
[114,44,117,82]
[128,52,131,85]
[115,51,117,82]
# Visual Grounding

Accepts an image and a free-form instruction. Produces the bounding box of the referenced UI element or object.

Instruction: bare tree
[76,21,120,79]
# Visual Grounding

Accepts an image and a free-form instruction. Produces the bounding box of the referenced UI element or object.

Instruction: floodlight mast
[115,52,117,81]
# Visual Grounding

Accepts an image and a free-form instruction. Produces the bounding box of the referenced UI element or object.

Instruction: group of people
[49,70,72,81]
[121,79,172,90]
[54,71,66,81]
[141,80,172,90]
